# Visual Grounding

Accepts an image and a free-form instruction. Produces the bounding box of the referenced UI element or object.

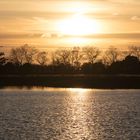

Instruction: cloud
[131,16,140,21]
[0,10,139,21]
[0,33,140,39]
[63,33,140,39]
[41,33,60,38]
[87,13,140,21]
[0,33,42,39]
[0,11,73,20]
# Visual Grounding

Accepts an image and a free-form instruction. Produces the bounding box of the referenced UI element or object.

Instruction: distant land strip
[0,75,140,89]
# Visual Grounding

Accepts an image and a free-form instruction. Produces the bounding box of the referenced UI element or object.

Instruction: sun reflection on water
[62,88,92,139]
[68,88,88,94]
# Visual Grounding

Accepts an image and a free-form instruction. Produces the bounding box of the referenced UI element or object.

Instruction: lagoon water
[0,87,140,140]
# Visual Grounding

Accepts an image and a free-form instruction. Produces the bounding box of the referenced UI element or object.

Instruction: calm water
[0,87,140,140]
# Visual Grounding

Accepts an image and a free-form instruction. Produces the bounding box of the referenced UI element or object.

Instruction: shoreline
[0,75,140,89]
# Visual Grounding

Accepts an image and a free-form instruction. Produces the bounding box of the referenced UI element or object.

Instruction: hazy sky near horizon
[0,0,140,48]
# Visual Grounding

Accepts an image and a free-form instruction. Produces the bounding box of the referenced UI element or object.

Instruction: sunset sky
[0,0,140,49]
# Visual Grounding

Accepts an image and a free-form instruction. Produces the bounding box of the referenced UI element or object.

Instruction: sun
[58,14,101,36]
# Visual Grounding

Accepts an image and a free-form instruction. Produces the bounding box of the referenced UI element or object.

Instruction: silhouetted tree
[103,47,119,65]
[22,44,37,64]
[122,55,140,74]
[52,49,71,65]
[36,51,48,66]
[10,44,37,65]
[0,52,6,65]
[81,62,106,74]
[83,47,100,64]
[0,44,140,75]
[10,47,24,65]
[70,47,83,68]
[129,46,140,60]
[108,61,123,74]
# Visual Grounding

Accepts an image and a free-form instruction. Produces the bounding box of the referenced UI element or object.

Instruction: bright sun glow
[58,14,101,36]
[69,88,87,94]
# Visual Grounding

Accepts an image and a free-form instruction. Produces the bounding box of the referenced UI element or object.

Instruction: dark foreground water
[0,87,140,140]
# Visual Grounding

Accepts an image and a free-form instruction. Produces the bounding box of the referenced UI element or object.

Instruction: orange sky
[0,0,140,48]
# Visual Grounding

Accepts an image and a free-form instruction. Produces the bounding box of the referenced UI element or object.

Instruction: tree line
[0,44,140,75]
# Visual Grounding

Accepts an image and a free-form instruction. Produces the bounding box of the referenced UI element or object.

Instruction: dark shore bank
[0,75,140,89]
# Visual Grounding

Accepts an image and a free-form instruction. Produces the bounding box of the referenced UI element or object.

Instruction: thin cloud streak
[0,33,140,39]
[0,11,140,22]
